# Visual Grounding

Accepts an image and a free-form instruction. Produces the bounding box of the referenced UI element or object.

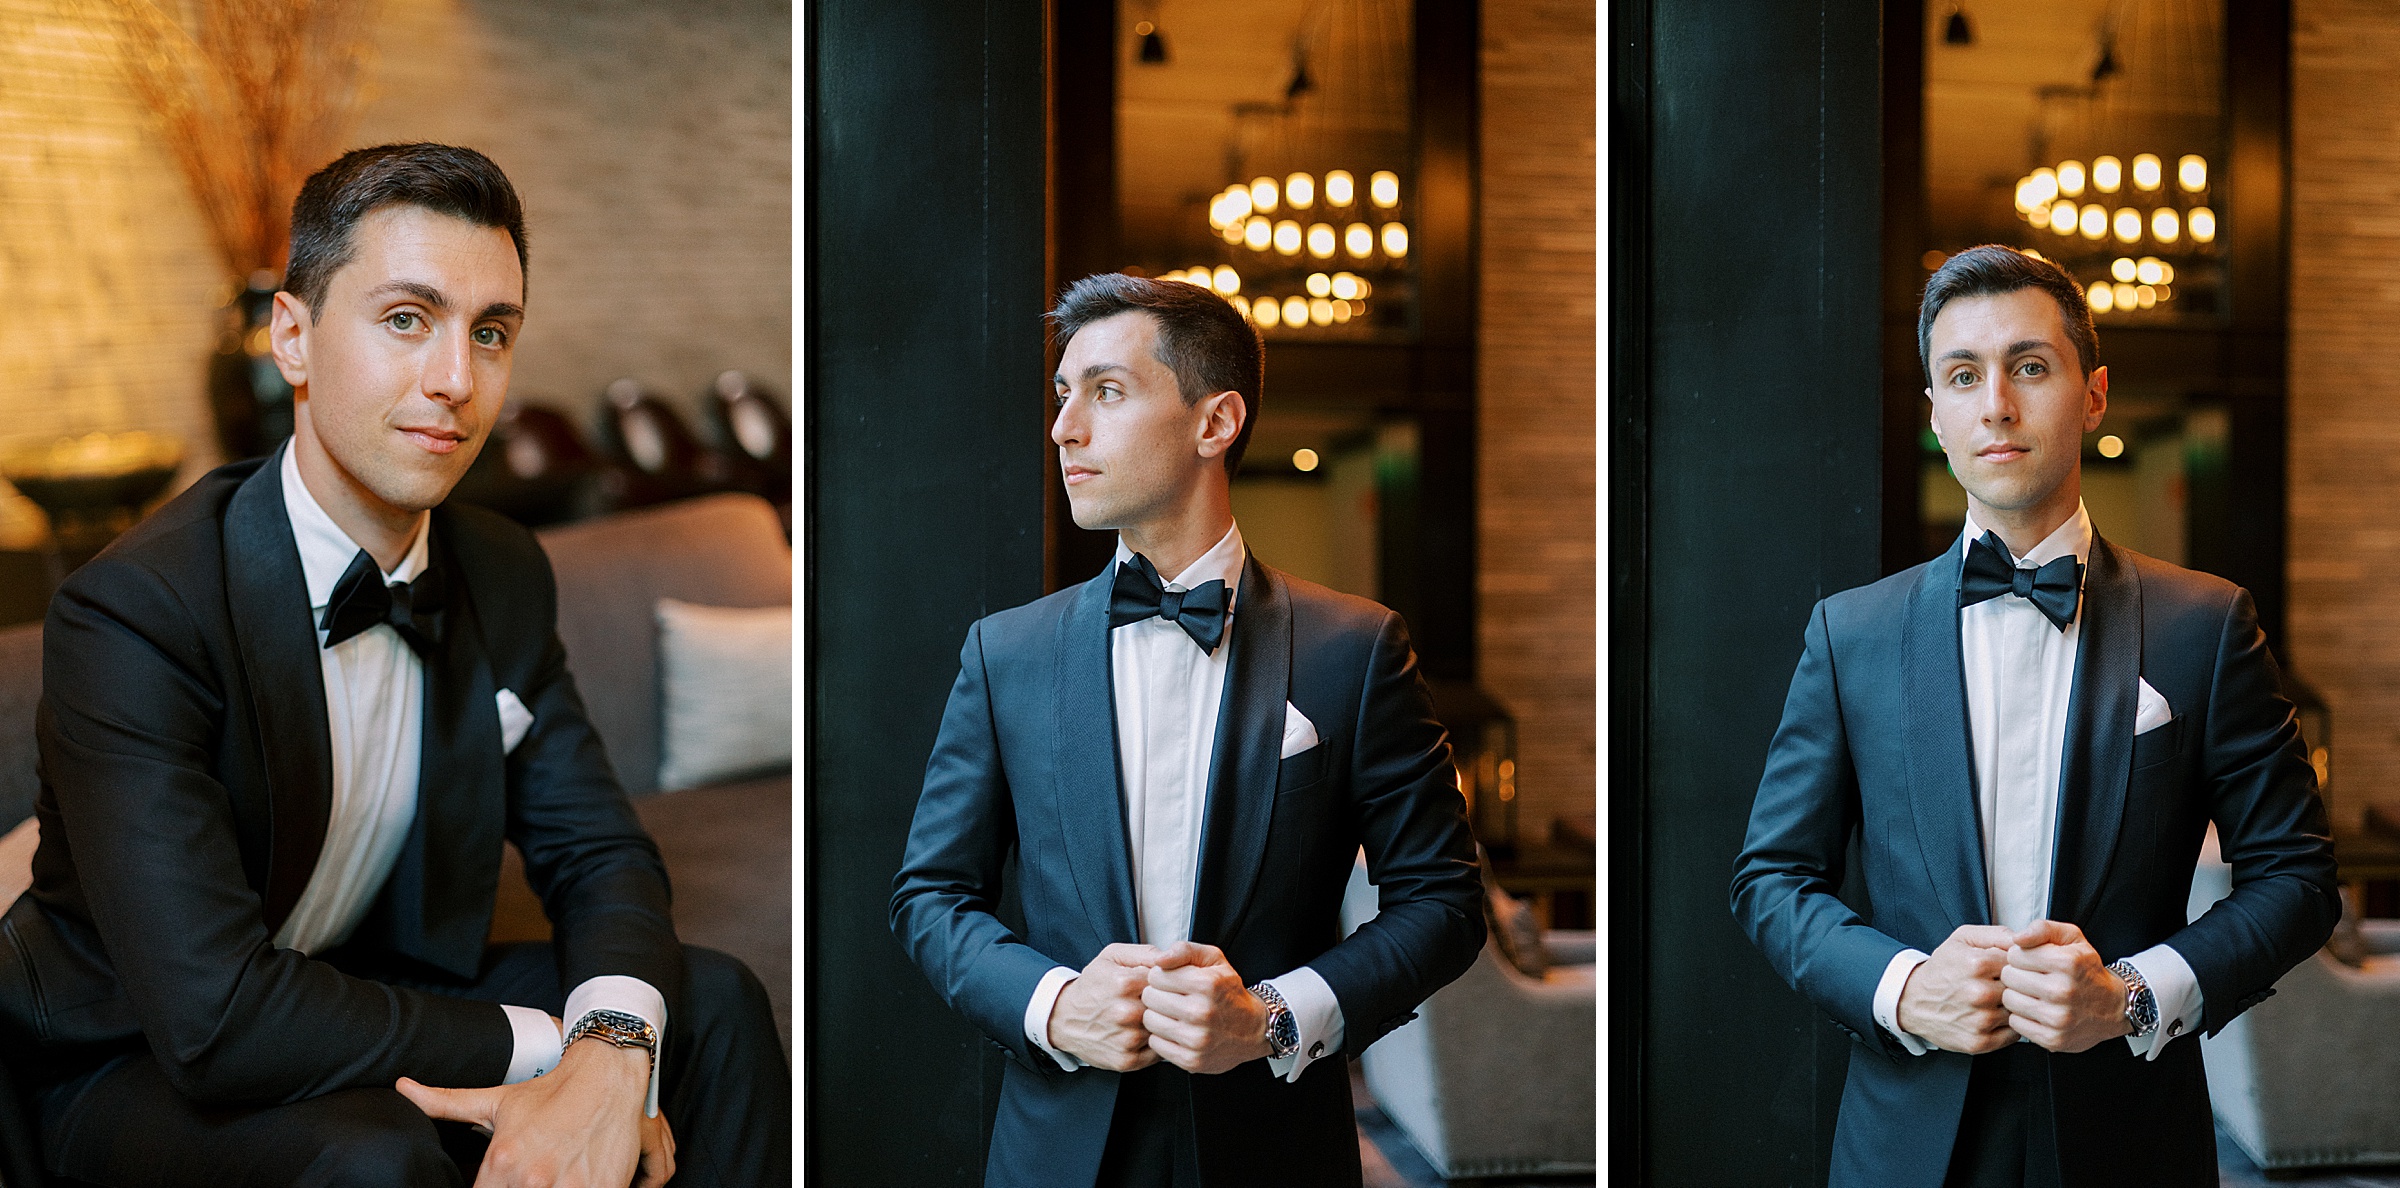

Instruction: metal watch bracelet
[2108,959,2159,1038]
[1249,981,1299,1059]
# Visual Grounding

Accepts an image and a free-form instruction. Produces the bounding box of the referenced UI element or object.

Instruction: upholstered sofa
[0,492,790,1183]
[1339,853,1598,1179]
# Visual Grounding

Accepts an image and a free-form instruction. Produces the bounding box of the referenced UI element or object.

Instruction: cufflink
[2168,1020,2183,1038]
[1310,1041,1324,1058]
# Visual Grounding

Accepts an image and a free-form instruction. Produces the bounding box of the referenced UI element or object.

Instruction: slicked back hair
[1917,245,2097,383]
[1048,273,1264,474]
[284,143,528,313]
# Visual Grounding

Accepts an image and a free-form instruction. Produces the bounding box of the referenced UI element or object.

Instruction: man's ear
[1925,391,1943,452]
[2084,364,2110,433]
[1193,390,1245,461]
[268,292,312,388]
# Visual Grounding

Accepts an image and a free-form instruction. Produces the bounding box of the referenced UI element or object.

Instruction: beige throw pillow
[656,599,792,791]
[0,816,34,915]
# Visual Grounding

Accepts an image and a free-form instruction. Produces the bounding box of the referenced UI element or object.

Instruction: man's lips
[1977,443,2030,463]
[399,426,465,455]
[1062,465,1099,485]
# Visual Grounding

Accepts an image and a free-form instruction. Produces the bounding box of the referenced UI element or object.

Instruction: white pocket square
[497,688,534,755]
[2135,678,2173,735]
[1280,701,1320,759]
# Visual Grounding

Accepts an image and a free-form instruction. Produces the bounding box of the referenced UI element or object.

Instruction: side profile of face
[1050,310,1240,531]
[270,203,525,522]
[1925,285,2107,529]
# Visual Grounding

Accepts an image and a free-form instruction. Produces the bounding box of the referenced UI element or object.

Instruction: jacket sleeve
[1301,611,1488,1057]
[889,621,1069,1072]
[1729,599,1911,1057]
[2164,588,2341,1035]
[36,554,514,1106]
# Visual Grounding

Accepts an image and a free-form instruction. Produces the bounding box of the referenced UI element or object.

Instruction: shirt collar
[280,441,431,612]
[1961,500,2093,570]
[1114,521,1246,610]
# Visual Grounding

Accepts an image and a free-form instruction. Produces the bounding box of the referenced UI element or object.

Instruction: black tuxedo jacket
[1730,533,2339,1187]
[889,556,1485,1188]
[0,454,680,1105]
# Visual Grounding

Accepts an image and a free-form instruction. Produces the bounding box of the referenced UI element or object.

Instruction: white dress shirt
[1022,523,1345,1082]
[1872,504,2202,1060]
[274,444,666,1090]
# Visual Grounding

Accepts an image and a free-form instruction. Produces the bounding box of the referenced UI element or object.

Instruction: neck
[1118,479,1236,581]
[1968,476,2081,561]
[292,406,420,573]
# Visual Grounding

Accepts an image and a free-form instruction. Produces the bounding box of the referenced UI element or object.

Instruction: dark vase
[205,274,295,462]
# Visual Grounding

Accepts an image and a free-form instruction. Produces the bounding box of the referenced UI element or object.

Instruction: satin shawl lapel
[1188,556,1289,945]
[1054,568,1139,945]
[222,453,333,935]
[2048,536,2140,926]
[1902,543,1990,928]
[367,513,506,979]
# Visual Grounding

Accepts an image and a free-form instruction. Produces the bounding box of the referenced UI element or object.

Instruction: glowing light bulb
[2113,207,2142,243]
[1282,296,1308,325]
[1285,173,1314,210]
[2050,203,2078,235]
[1306,272,1331,297]
[1368,170,1400,208]
[2113,281,2137,308]
[2131,153,2162,191]
[1331,272,1360,300]
[2135,257,2164,286]
[2089,281,2115,313]
[2030,167,2059,205]
[1244,216,1272,251]
[1213,265,1240,295]
[2136,284,2157,309]
[1273,220,1302,255]
[2098,435,2125,458]
[2080,204,2107,239]
[1293,448,1320,472]
[2112,257,2137,283]
[1325,170,1354,206]
[1381,221,1409,257]
[2190,207,2216,242]
[1222,220,1246,244]
[1310,298,1334,326]
[1250,177,1279,214]
[2093,156,2122,193]
[1307,223,1336,259]
[1345,222,1374,258]
[2151,207,2180,243]
[2058,160,2087,197]
[1253,294,1281,327]
[2178,155,2207,192]
[1332,301,1352,324]
[2027,201,2052,227]
[2158,261,2175,284]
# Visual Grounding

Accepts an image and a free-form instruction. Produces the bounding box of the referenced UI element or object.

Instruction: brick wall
[2288,0,2400,831]
[0,0,788,545]
[1478,0,1596,845]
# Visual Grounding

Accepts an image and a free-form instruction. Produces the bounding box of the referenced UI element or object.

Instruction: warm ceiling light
[1331,272,1361,300]
[1325,170,1354,206]
[1285,172,1315,210]
[2151,207,2180,243]
[1307,223,1336,258]
[1345,222,1374,258]
[1306,272,1331,297]
[2113,207,2142,242]
[2079,203,2107,239]
[1310,298,1334,326]
[2135,257,2164,285]
[2131,153,2162,191]
[2092,156,2122,193]
[2112,257,2137,283]
[1282,296,1308,325]
[2098,435,2125,458]
[1332,301,1352,323]
[2029,167,2059,205]
[2057,160,2087,197]
[2178,155,2207,192]
[1244,215,1272,251]
[2190,206,2217,242]
[1253,294,1280,327]
[1369,170,1400,208]
[2136,284,2157,309]
[2089,281,2116,312]
[2050,203,2078,235]
[1273,219,1303,255]
[1213,265,1240,295]
[1381,221,1409,257]
[2113,281,2137,308]
[1293,448,1320,472]
[1250,176,1280,214]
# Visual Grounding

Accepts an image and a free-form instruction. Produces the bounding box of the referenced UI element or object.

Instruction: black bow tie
[1958,531,2083,631]
[1108,553,1230,652]
[321,548,446,654]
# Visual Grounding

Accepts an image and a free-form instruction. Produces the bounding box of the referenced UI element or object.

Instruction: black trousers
[1943,1043,2063,1188]
[1095,1063,1201,1188]
[33,943,789,1188]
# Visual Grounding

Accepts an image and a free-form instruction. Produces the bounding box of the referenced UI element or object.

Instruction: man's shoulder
[1816,557,1933,634]
[2109,540,2242,619]
[436,497,548,576]
[56,458,265,610]
[969,579,1091,655]
[1268,564,1397,644]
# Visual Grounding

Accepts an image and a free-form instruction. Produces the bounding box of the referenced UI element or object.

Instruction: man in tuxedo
[889,273,1486,1188]
[0,143,787,1186]
[1731,245,2338,1187]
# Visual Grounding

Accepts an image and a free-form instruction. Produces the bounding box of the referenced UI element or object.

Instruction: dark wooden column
[805,0,1048,1182]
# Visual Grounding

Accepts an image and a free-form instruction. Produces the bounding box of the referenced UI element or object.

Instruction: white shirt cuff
[564,975,668,1117]
[500,1004,563,1085]
[2121,944,2204,1061]
[1024,966,1084,1072]
[1873,948,1934,1056]
[1263,966,1345,1083]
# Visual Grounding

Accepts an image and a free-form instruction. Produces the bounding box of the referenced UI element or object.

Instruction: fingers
[1145,961,1239,996]
[2012,919,2084,950]
[1150,941,1226,971]
[393,1077,498,1126]
[1146,1030,1203,1071]
[635,1117,677,1188]
[1142,1006,1208,1049]
[1095,943,1165,969]
[1948,924,2018,949]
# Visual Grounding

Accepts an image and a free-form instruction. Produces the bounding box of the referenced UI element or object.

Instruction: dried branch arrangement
[81,0,381,282]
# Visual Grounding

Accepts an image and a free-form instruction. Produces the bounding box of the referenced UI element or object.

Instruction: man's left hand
[1139,941,1271,1075]
[2000,919,2133,1054]
[397,1036,674,1188]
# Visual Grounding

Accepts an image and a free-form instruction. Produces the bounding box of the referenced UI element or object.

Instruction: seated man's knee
[294,1091,461,1188]
[679,944,774,1032]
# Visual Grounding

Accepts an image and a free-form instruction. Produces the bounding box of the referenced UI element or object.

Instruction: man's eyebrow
[2003,339,2053,357]
[477,301,525,322]
[1936,347,1983,365]
[364,280,450,310]
[1057,363,1129,384]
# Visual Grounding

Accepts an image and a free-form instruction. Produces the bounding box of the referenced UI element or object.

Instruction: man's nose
[1051,394,1086,447]
[421,325,474,407]
[1979,377,2018,424]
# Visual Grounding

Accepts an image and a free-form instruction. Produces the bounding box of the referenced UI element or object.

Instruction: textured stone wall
[2290,0,2400,831]
[1478,0,1596,846]
[0,0,789,546]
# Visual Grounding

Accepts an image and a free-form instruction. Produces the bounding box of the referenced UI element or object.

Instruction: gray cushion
[0,622,39,831]
[656,599,792,791]
[537,495,790,795]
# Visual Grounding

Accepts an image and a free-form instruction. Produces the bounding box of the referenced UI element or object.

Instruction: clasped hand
[1896,921,2130,1055]
[1046,942,1271,1075]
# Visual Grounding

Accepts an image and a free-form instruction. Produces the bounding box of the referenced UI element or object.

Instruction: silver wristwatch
[2109,959,2159,1038]
[565,1008,660,1066]
[1249,981,1299,1059]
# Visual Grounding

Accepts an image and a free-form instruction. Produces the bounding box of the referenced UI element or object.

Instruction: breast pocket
[2132,713,2185,772]
[1276,742,1331,794]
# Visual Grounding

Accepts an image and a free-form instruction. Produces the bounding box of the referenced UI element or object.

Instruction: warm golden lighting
[2025,202,2051,227]
[2098,435,2125,458]
[2136,284,2157,309]
[2079,204,2107,239]
[1250,176,1279,214]
[1282,295,1308,325]
[1307,222,1336,258]
[1345,222,1374,258]
[1213,265,1240,295]
[2093,155,2122,193]
[2112,257,2137,283]
[1285,172,1315,210]
[1330,272,1361,300]
[1332,301,1352,324]
[1222,220,1246,244]
[2151,208,2180,243]
[1273,219,1302,255]
[2190,206,2217,242]
[1230,295,1250,319]
[2113,207,2141,243]
[1244,216,1272,250]
[2050,203,2078,235]
[2058,160,2087,197]
[2089,281,2116,312]
[1309,297,1334,326]
[2113,281,2137,308]
[1292,448,1320,471]
[1369,170,1400,208]
[2029,167,2059,205]
[2135,257,2164,286]
[1381,221,1409,257]
[2178,155,2207,192]
[1325,170,1355,206]
[1306,272,1331,297]
[2131,153,2162,192]
[1253,294,1281,326]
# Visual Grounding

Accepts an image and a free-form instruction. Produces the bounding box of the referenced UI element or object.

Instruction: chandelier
[2012,151,2213,315]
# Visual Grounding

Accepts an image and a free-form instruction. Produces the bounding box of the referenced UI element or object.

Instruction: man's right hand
[1895,924,2018,1054]
[1047,944,1164,1071]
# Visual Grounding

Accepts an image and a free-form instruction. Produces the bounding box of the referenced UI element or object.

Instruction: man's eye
[473,326,507,347]
[1950,370,1978,387]
[388,312,420,331]
[2020,360,2047,376]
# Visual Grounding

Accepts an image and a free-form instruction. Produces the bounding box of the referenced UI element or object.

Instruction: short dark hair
[1917,245,2097,382]
[284,143,528,313]
[1048,273,1264,473]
